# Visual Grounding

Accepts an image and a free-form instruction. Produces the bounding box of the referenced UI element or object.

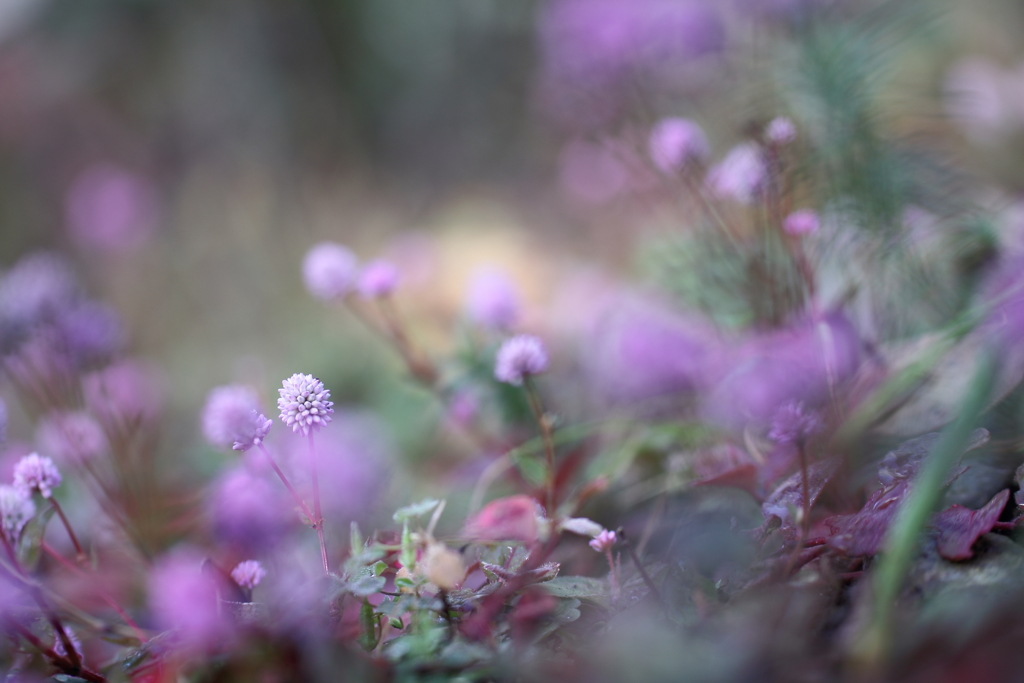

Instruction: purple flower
[201,385,271,451]
[209,467,291,553]
[54,300,125,369]
[768,400,823,444]
[65,163,159,254]
[357,260,400,298]
[706,143,768,204]
[649,117,710,172]
[13,453,61,499]
[494,335,549,386]
[783,209,820,236]
[465,268,521,330]
[0,485,35,538]
[149,549,232,651]
[277,374,334,435]
[589,529,616,553]
[36,411,108,463]
[765,117,797,145]
[230,560,266,590]
[302,243,358,301]
[0,252,79,327]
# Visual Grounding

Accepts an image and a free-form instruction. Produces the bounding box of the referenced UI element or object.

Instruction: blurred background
[2,0,1024,533]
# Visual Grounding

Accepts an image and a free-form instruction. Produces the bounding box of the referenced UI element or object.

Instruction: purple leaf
[823,480,911,557]
[933,489,1011,561]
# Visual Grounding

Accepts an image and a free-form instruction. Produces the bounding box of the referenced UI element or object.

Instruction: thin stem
[523,376,557,516]
[5,618,106,683]
[257,444,316,525]
[782,441,812,578]
[604,548,621,604]
[309,432,330,576]
[41,543,147,642]
[617,528,662,605]
[49,498,86,562]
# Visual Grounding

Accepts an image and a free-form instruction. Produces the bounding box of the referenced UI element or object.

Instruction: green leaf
[539,576,607,600]
[358,600,380,652]
[393,498,442,523]
[372,561,388,577]
[510,452,546,487]
[347,573,386,598]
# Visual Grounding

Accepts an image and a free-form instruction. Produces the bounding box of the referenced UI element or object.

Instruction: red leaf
[822,479,910,556]
[933,489,1011,561]
[464,494,541,543]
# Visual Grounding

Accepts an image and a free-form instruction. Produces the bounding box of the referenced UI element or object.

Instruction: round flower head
[0,485,35,538]
[357,260,400,298]
[0,251,79,327]
[648,117,710,173]
[589,529,616,553]
[302,242,358,301]
[783,209,820,237]
[706,143,767,204]
[769,400,823,445]
[13,453,62,499]
[765,117,797,145]
[465,268,520,330]
[201,385,271,451]
[230,560,266,590]
[494,335,549,386]
[277,374,334,435]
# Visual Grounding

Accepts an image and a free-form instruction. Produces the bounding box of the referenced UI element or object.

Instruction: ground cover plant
[2,0,1024,681]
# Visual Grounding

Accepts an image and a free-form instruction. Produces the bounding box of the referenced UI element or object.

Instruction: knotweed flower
[357,260,399,298]
[278,374,334,435]
[302,242,358,301]
[230,560,266,590]
[55,300,125,369]
[649,117,710,172]
[765,117,797,145]
[0,252,79,327]
[0,485,35,538]
[465,268,520,330]
[783,209,819,236]
[149,549,232,650]
[209,467,290,553]
[589,529,616,553]
[13,453,61,499]
[494,335,549,386]
[201,385,271,451]
[769,400,823,444]
[36,411,108,462]
[706,143,767,204]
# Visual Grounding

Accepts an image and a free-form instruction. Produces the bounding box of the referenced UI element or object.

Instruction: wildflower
[201,385,271,451]
[769,400,823,445]
[706,143,767,204]
[13,453,62,499]
[277,374,334,435]
[65,163,158,254]
[494,335,549,386]
[209,467,291,553]
[648,117,710,172]
[55,300,125,369]
[589,529,616,553]
[765,117,797,145]
[465,268,520,330]
[149,549,232,650]
[783,209,820,236]
[0,485,35,538]
[302,242,358,301]
[357,260,400,298]
[230,560,266,590]
[0,252,79,327]
[36,411,108,462]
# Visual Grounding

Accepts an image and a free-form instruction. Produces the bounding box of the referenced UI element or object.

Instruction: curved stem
[308,432,330,576]
[257,444,316,525]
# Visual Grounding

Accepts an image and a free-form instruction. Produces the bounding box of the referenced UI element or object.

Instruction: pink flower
[302,243,358,300]
[35,411,108,463]
[83,359,163,429]
[589,529,616,553]
[277,374,334,435]
[149,549,233,651]
[65,163,159,254]
[13,453,61,498]
[706,143,767,204]
[465,268,520,330]
[765,117,796,145]
[357,260,400,298]
[783,209,819,236]
[0,485,34,538]
[494,335,549,386]
[230,560,266,590]
[201,385,271,451]
[649,117,710,172]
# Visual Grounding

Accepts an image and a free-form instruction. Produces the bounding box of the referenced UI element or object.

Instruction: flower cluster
[494,335,549,385]
[277,373,334,435]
